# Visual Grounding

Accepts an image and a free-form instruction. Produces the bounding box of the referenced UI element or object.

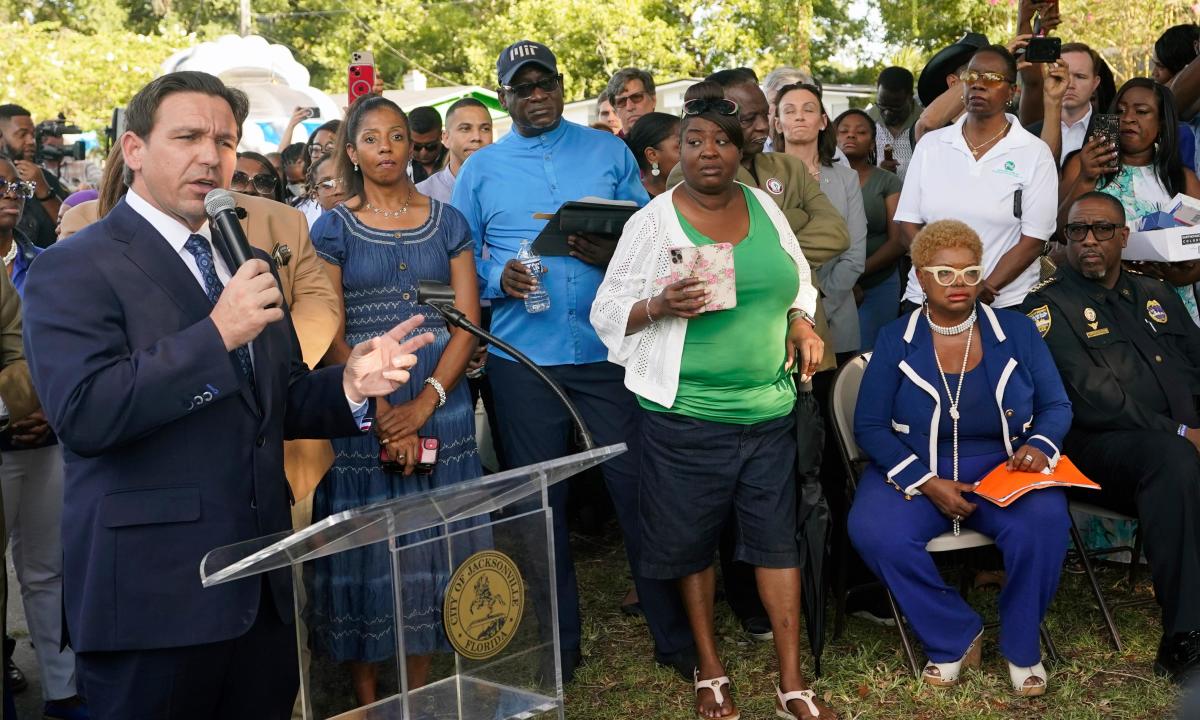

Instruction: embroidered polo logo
[1005,160,1015,171]
[1147,299,1168,323]
[993,160,1020,178]
[765,178,784,195]
[1027,305,1051,337]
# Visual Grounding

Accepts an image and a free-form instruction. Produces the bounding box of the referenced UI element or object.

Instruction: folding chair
[828,352,1058,677]
[1067,501,1152,652]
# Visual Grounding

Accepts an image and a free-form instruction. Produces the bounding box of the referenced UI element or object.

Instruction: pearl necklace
[926,306,977,336]
[1,242,15,267]
[365,186,412,218]
[928,306,977,536]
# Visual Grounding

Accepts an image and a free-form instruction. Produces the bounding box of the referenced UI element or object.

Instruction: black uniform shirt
[1020,265,1200,433]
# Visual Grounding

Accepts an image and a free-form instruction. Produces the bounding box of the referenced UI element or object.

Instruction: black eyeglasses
[412,141,443,152]
[681,98,739,118]
[1064,222,1121,242]
[231,171,278,195]
[501,74,563,99]
[0,179,34,200]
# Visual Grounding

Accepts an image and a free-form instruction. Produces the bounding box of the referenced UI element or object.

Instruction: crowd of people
[0,3,1199,718]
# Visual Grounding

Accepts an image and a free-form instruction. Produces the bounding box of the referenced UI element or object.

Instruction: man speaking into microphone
[21,71,433,720]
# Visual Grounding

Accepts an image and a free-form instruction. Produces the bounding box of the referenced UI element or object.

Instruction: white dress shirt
[123,190,368,414]
[1059,106,1093,165]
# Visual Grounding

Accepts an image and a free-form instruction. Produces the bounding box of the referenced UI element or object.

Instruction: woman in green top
[592,81,834,720]
[834,108,904,351]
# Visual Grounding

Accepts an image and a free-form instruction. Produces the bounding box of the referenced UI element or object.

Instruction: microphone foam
[204,188,237,217]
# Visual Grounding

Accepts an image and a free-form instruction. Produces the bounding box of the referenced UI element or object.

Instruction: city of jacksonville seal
[444,550,524,660]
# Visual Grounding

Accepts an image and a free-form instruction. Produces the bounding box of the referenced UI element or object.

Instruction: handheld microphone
[204,189,254,270]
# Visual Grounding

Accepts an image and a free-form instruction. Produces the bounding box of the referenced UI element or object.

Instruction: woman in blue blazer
[848,220,1072,697]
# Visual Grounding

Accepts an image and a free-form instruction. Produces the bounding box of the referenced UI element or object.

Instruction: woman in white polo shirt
[897,45,1058,310]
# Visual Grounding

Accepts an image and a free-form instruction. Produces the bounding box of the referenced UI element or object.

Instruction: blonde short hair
[911,220,984,268]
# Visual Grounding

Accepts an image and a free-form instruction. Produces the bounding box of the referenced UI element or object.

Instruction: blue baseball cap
[497,40,558,85]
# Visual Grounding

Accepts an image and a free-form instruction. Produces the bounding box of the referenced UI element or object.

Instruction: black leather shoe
[4,656,26,695]
[1155,630,1200,683]
[654,645,699,683]
[741,615,774,642]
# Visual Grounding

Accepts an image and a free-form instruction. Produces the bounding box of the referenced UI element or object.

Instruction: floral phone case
[658,243,737,312]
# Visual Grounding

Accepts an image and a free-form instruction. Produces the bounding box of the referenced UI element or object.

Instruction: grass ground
[565,524,1178,720]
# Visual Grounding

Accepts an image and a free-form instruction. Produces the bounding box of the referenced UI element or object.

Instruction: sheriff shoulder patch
[1027,304,1052,337]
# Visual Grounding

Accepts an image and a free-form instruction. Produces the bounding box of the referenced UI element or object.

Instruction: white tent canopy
[161,34,342,153]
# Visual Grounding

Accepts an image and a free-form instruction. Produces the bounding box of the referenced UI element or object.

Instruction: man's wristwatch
[788,308,816,328]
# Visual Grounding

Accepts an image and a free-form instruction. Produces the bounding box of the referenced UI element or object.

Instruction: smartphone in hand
[349,51,376,107]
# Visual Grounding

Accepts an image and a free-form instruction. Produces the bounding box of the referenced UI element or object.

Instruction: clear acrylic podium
[200,444,626,720]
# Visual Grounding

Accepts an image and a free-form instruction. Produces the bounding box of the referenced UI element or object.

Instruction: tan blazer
[60,195,340,501]
[0,268,37,429]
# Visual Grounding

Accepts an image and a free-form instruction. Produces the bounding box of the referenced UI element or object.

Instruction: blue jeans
[857,271,901,352]
[487,357,693,657]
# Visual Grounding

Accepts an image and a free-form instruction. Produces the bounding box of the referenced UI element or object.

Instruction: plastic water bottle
[516,240,550,314]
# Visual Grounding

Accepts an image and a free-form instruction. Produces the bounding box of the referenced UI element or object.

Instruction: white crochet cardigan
[590,182,819,408]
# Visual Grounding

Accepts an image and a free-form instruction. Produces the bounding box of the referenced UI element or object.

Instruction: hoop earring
[651,161,660,177]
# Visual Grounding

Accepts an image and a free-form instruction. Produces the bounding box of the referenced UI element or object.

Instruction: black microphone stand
[417,280,595,450]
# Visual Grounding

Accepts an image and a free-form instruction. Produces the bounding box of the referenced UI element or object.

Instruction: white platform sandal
[1008,661,1048,697]
[922,628,984,687]
[693,668,740,720]
[775,686,827,719]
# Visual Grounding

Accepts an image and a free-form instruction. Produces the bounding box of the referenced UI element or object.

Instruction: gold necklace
[365,185,412,218]
[964,122,1011,156]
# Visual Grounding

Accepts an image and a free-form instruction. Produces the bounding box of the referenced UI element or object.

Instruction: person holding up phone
[1059,79,1200,322]
[592,81,832,720]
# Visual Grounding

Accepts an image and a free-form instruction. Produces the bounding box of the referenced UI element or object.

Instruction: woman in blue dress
[308,96,484,706]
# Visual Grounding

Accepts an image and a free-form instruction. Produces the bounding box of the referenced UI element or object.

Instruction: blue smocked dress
[307,201,486,662]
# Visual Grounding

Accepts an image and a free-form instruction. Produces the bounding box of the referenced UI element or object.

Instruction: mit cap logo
[509,44,539,61]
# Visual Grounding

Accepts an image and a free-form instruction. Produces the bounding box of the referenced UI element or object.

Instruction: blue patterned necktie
[184,234,255,388]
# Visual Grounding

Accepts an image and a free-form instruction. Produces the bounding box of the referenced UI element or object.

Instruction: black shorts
[638,410,799,579]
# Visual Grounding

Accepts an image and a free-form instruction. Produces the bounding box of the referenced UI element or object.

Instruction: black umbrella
[794,389,833,677]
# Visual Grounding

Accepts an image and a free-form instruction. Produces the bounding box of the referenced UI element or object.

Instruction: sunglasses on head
[501,74,563,99]
[412,141,443,153]
[681,98,739,118]
[231,171,278,194]
[0,179,34,200]
[1064,222,1121,242]
[921,265,985,286]
[959,70,1013,87]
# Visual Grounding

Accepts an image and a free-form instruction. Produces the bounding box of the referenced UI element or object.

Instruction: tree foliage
[0,21,192,132]
[5,0,1194,136]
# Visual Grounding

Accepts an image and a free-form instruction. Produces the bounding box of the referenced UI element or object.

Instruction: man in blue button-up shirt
[452,40,695,682]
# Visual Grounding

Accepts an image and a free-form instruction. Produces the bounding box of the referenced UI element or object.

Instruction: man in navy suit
[21,71,434,719]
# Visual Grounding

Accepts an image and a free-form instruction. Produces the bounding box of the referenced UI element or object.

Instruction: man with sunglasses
[1020,192,1200,684]
[605,68,658,134]
[451,39,697,685]
[408,106,449,184]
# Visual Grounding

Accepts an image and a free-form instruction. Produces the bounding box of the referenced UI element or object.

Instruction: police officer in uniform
[1020,191,1200,683]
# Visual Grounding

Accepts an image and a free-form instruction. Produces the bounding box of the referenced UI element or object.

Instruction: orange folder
[973,456,1101,507]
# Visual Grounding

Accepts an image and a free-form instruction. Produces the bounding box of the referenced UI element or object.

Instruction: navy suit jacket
[22,198,363,653]
[854,303,1072,493]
